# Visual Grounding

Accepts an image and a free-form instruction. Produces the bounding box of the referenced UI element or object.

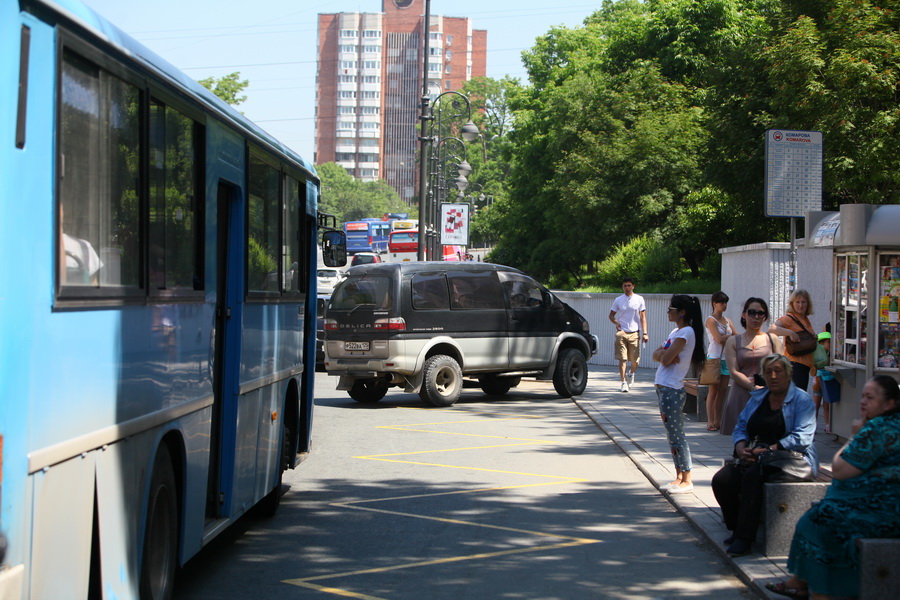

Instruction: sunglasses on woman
[745,309,767,318]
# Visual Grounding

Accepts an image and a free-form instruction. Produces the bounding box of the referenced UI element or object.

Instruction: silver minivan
[324,262,598,406]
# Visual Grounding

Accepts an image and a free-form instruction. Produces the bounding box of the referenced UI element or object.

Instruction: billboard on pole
[440,203,469,245]
[765,129,823,218]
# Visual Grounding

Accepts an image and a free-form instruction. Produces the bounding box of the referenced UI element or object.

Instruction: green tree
[198,72,249,106]
[316,162,407,224]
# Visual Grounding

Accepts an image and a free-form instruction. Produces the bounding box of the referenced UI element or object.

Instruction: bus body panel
[0,1,324,595]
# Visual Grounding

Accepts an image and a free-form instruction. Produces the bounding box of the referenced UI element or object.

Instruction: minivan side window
[411,273,450,309]
[447,271,505,310]
[498,272,545,308]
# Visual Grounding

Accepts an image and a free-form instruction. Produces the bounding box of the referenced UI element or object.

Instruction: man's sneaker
[620,381,629,393]
[628,371,635,387]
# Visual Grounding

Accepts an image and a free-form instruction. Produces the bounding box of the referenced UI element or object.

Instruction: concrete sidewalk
[573,365,843,600]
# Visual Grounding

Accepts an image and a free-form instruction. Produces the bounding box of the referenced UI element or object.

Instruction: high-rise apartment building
[315,0,487,204]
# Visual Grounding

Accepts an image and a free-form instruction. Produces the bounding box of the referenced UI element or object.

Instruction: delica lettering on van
[323,262,599,407]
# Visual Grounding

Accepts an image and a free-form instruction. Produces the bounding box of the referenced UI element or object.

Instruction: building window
[363,45,380,53]
[341,29,358,38]
[445,79,451,89]
[430,47,441,56]
[339,106,356,114]
[361,122,380,130]
[445,50,452,60]
[341,61,358,69]
[363,75,380,83]
[430,32,442,41]
[362,91,380,99]
[339,45,357,53]
[338,121,355,130]
[339,90,357,98]
[447,34,454,46]
[361,106,379,115]
[445,65,451,74]
[339,75,357,83]
[363,60,380,69]
[363,30,381,38]
[429,63,441,73]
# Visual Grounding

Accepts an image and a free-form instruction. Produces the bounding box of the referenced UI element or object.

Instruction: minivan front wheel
[349,379,389,403]
[553,347,588,397]
[420,355,463,407]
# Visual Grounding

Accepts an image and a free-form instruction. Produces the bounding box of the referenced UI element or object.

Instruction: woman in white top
[652,294,705,494]
[705,291,736,431]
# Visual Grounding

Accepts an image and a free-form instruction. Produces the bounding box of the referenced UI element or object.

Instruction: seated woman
[767,375,900,600]
[711,353,818,557]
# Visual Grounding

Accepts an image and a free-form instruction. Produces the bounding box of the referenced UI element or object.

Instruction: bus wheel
[553,348,588,398]
[258,420,288,517]
[140,444,178,600]
[348,379,388,403]
[420,355,462,407]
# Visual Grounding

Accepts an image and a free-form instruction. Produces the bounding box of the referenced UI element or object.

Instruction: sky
[80,0,600,161]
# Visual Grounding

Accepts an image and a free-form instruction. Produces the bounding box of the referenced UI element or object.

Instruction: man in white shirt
[608,278,649,391]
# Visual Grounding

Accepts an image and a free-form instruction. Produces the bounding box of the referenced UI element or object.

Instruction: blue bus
[344,219,390,254]
[0,0,345,597]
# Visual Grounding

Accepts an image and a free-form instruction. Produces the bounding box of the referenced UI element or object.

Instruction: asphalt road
[173,373,754,600]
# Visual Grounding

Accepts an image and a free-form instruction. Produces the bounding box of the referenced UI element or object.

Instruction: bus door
[208,180,245,520]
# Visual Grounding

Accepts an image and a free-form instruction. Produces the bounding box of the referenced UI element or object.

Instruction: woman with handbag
[720,297,784,436]
[770,289,817,393]
[711,353,818,557]
[767,375,900,600]
[703,291,735,431]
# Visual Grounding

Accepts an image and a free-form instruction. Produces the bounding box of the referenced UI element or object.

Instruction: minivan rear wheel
[349,379,389,403]
[420,355,463,407]
[553,347,588,397]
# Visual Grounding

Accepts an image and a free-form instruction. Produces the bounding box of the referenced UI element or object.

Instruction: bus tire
[258,419,288,517]
[419,355,462,407]
[552,347,588,398]
[140,444,178,600]
[348,379,388,403]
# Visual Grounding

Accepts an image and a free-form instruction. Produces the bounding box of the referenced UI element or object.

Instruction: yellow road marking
[283,539,599,589]
[283,405,599,597]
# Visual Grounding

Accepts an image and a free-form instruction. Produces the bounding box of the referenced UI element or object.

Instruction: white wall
[555,241,833,371]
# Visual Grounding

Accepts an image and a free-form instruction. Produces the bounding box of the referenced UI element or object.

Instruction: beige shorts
[615,330,641,363]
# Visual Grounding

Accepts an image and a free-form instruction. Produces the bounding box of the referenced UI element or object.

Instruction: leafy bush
[597,234,683,286]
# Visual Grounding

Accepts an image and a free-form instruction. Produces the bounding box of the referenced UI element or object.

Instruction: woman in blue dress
[767,375,900,599]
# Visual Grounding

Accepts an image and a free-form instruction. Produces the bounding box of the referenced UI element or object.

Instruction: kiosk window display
[876,254,900,370]
[807,204,900,439]
[834,253,867,366]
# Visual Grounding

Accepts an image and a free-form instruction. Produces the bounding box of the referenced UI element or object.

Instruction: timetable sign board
[765,129,823,218]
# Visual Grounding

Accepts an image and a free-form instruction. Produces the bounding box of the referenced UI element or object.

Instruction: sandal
[707,424,720,431]
[765,581,808,599]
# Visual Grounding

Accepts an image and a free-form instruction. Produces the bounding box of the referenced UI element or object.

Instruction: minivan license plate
[345,341,370,351]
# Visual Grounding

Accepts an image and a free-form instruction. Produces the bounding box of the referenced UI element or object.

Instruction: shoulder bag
[759,449,815,482]
[700,318,727,385]
[784,314,817,356]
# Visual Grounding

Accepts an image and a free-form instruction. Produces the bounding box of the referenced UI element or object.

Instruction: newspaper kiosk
[807,204,900,439]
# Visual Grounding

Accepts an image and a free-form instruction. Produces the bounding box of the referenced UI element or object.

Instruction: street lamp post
[417,92,479,260]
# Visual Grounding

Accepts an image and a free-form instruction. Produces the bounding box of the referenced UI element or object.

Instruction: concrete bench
[859,538,900,600]
[762,482,829,557]
[682,378,708,422]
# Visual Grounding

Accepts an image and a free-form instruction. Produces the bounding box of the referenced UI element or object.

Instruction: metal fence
[554,291,715,369]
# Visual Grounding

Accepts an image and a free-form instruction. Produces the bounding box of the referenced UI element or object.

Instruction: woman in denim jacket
[711,353,818,556]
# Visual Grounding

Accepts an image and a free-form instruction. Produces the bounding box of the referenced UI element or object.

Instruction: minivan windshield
[331,275,393,310]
